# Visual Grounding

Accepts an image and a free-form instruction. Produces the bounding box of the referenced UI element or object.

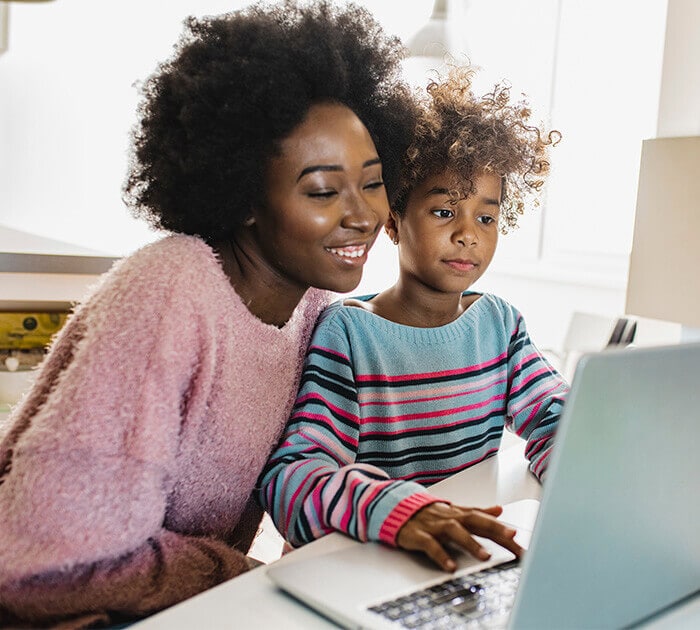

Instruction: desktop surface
[132,437,700,629]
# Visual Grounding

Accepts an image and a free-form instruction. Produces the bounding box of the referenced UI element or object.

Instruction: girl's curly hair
[394,66,561,233]
[123,0,417,242]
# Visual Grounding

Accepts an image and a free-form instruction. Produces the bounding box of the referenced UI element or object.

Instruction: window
[355,0,668,294]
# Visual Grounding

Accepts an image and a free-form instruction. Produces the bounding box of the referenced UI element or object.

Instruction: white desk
[133,442,700,629]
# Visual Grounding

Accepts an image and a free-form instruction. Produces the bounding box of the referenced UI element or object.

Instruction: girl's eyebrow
[424,187,501,207]
[424,186,451,197]
[296,157,382,182]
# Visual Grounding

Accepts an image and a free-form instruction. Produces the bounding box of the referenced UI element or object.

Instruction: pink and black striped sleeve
[257,324,437,548]
[504,312,568,480]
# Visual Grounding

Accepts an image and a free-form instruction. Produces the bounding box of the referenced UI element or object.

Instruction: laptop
[267,342,700,629]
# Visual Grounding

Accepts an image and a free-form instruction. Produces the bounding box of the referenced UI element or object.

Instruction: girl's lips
[444,259,478,272]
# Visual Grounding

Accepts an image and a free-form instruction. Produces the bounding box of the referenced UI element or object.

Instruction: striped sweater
[258,292,568,548]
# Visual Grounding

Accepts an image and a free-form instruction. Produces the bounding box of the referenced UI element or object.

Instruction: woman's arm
[0,268,248,625]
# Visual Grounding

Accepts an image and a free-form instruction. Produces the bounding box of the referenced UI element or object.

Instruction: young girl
[259,67,569,572]
[0,2,417,626]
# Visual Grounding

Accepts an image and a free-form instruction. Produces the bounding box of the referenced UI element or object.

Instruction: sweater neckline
[336,291,491,343]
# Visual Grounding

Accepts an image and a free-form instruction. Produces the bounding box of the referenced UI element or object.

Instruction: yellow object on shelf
[0,312,68,349]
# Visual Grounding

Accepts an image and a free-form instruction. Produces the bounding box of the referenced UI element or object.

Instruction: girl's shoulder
[320,293,376,316]
[341,296,376,312]
[314,294,378,334]
[471,292,522,318]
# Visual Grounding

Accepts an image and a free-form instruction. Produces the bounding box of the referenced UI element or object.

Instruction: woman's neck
[212,234,307,328]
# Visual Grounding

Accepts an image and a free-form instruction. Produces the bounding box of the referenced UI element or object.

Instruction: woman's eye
[431,208,454,219]
[364,180,385,191]
[307,190,337,199]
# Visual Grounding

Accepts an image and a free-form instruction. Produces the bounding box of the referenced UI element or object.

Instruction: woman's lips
[325,243,368,267]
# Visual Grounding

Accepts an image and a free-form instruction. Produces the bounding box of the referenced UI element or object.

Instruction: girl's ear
[385,211,400,245]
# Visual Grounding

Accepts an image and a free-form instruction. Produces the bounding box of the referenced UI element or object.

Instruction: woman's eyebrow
[296,157,382,182]
[297,165,341,181]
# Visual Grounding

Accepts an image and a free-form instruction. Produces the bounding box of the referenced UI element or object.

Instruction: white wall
[0,0,257,256]
[656,0,700,137]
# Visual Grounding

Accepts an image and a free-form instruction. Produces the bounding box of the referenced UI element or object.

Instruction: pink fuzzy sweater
[0,235,329,627]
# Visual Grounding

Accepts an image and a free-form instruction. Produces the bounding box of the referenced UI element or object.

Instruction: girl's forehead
[413,169,502,201]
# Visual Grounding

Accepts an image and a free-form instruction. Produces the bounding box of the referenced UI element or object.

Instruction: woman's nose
[342,191,387,232]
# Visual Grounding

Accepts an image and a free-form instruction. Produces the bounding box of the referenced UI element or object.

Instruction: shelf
[0,252,117,275]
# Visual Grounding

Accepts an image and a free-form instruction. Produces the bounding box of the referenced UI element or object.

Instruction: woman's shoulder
[106,235,217,290]
[118,234,215,275]
[74,235,223,323]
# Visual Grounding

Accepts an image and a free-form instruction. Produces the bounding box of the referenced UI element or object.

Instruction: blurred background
[1,0,697,358]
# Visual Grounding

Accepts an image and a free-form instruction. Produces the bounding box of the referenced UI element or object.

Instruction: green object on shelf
[0,311,68,349]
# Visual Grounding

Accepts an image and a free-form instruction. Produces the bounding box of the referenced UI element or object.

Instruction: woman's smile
[325,242,370,266]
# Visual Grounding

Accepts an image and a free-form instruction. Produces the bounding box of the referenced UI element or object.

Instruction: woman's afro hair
[123,0,417,241]
[393,65,561,233]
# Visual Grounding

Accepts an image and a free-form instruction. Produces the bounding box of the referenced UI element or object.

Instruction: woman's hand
[395,503,523,571]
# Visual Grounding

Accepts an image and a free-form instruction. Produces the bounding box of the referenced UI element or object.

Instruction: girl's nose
[454,218,478,246]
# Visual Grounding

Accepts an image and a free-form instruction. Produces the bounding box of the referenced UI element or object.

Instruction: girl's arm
[504,312,569,480]
[258,323,437,548]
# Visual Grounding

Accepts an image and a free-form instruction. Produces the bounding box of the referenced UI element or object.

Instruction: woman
[0,1,415,627]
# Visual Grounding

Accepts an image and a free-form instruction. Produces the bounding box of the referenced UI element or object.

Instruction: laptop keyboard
[367,560,520,629]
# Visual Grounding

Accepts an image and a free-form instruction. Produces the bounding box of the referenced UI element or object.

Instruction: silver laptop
[268,342,700,629]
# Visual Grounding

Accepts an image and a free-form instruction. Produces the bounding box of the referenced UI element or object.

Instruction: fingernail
[446,559,457,571]
[478,549,491,560]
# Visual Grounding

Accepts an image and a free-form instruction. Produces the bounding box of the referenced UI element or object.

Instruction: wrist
[378,492,443,546]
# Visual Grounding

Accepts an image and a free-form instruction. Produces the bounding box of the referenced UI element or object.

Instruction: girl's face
[391,170,501,296]
[249,102,390,294]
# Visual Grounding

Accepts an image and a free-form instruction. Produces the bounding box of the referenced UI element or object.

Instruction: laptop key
[432,583,483,605]
[368,562,521,628]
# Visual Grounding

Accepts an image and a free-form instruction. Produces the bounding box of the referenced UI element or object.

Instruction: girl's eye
[364,180,385,191]
[478,215,496,225]
[431,208,454,219]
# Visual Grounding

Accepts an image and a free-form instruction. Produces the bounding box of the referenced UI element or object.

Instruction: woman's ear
[242,215,256,227]
[385,211,400,245]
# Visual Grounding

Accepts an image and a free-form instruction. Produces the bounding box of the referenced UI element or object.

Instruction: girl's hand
[395,503,523,571]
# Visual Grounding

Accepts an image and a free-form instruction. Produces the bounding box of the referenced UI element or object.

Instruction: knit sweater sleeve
[503,305,568,480]
[0,257,248,626]
[258,313,438,548]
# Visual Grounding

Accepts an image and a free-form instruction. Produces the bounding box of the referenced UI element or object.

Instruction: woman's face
[249,102,390,294]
